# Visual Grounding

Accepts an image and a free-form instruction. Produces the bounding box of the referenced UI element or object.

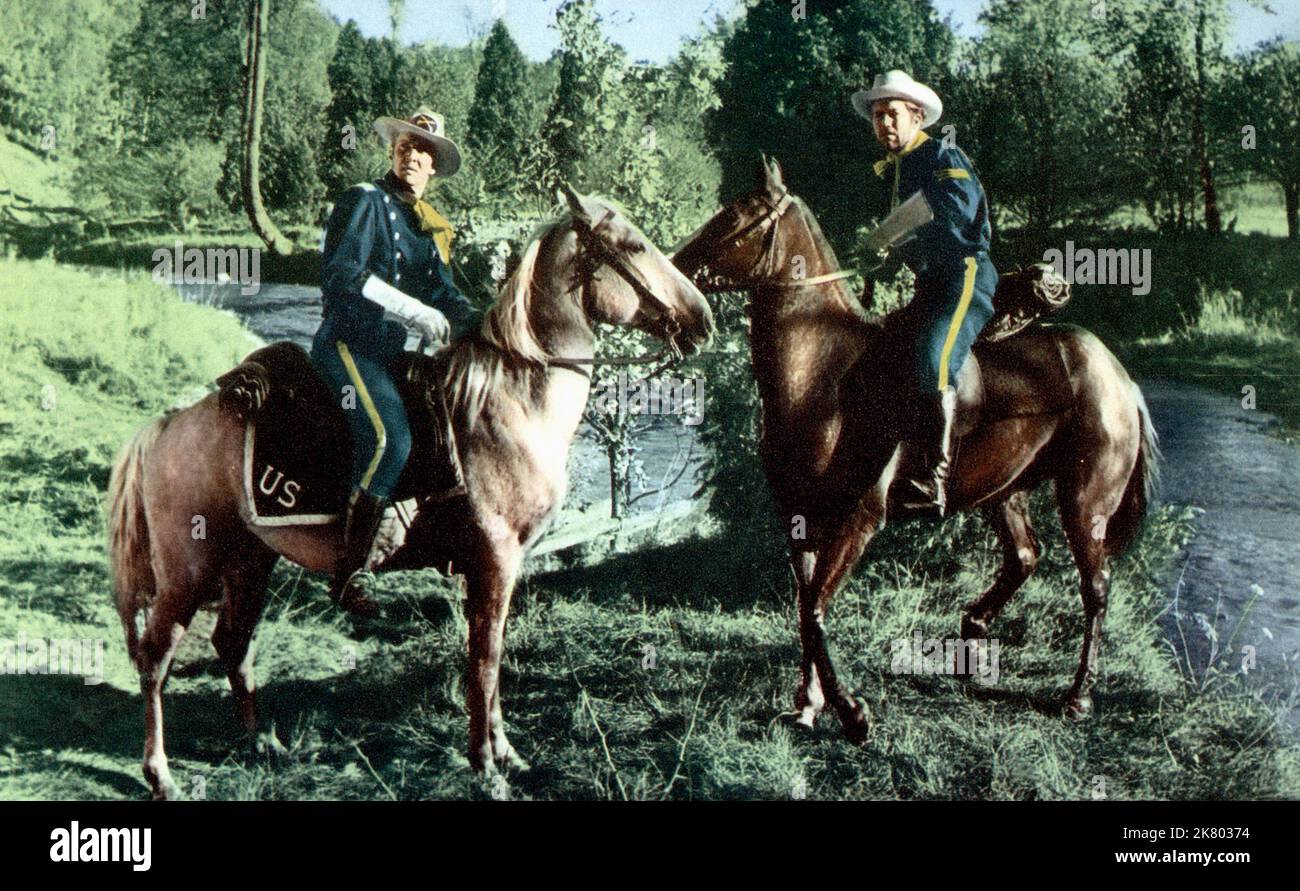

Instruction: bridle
[691,185,856,294]
[547,191,686,381]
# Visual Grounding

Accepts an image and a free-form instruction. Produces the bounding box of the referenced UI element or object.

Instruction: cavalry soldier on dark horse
[853,70,999,516]
[310,108,481,615]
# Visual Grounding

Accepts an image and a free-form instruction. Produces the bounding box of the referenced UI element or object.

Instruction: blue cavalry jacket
[317,173,480,360]
[876,129,994,276]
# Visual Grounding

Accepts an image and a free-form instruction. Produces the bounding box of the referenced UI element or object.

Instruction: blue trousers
[309,327,411,499]
[913,255,997,393]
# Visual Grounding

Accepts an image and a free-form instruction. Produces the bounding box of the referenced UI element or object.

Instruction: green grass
[0,134,71,206]
[1115,286,1300,441]
[1,258,1296,800]
[1102,181,1292,238]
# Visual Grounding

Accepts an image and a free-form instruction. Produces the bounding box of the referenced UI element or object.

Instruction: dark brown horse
[107,189,714,798]
[672,157,1158,741]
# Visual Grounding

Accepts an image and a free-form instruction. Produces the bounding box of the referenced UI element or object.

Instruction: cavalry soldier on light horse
[854,70,999,516]
[310,108,482,616]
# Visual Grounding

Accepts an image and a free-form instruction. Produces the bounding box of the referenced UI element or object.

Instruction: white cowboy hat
[851,70,943,130]
[373,108,462,177]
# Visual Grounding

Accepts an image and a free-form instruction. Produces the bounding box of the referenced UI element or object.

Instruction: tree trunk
[240,0,292,256]
[1192,7,1222,234]
[607,442,628,520]
[1285,180,1299,240]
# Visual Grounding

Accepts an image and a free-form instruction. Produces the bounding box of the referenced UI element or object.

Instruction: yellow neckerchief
[873,129,930,211]
[388,180,455,265]
[392,192,454,262]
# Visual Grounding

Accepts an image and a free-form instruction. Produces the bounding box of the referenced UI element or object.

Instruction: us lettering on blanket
[258,463,301,509]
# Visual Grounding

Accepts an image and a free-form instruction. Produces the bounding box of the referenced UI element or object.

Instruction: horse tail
[1107,382,1161,557]
[107,415,168,664]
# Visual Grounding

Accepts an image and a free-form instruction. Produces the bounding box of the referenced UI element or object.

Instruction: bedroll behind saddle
[980,261,1071,343]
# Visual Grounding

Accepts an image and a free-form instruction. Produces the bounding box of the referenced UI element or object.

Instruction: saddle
[214,341,466,528]
[859,261,1075,445]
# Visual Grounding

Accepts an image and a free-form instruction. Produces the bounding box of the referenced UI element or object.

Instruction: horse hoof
[495,745,531,774]
[338,588,382,619]
[254,729,289,760]
[842,700,873,745]
[150,780,184,801]
[776,711,817,734]
[960,615,988,642]
[1064,694,1093,722]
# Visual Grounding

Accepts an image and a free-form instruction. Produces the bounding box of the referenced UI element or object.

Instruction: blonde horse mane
[444,215,570,429]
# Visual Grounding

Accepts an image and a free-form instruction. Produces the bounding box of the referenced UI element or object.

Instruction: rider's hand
[409,305,450,345]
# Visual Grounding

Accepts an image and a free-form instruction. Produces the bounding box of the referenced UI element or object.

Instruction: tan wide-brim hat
[373,108,462,177]
[851,70,943,130]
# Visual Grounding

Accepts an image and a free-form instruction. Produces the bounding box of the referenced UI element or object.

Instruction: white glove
[361,274,450,345]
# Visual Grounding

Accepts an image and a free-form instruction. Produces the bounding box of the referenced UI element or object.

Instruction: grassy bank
[991,224,1300,439]
[1115,289,1300,442]
[0,258,1295,800]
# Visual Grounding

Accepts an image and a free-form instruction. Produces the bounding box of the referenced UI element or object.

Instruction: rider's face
[872,100,922,153]
[392,134,436,194]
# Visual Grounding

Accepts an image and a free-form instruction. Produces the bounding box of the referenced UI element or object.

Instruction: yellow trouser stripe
[937,168,970,180]
[937,256,978,391]
[335,341,386,490]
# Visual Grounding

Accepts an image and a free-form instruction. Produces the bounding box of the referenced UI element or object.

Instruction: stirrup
[902,464,949,515]
[334,568,380,616]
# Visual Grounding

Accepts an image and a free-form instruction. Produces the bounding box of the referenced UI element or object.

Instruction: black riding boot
[328,487,388,616]
[907,386,958,516]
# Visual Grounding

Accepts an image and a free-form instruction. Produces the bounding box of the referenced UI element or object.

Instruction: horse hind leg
[138,562,211,800]
[959,491,1040,676]
[1056,464,1129,721]
[211,546,281,751]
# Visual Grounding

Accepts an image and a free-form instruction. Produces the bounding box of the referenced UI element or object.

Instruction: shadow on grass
[530,532,788,613]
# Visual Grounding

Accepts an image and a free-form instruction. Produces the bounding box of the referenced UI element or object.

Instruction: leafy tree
[78,139,225,229]
[707,0,954,250]
[467,20,533,197]
[1228,39,1300,238]
[320,21,391,194]
[959,0,1125,232]
[0,0,138,154]
[536,0,628,193]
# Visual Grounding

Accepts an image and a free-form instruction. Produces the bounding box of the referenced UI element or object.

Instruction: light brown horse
[672,157,1158,741]
[107,189,714,799]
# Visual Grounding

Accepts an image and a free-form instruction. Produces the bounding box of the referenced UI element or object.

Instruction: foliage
[1220,39,1300,238]
[707,0,954,251]
[467,20,533,199]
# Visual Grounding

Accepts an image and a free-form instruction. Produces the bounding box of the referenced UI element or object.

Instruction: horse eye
[620,239,646,255]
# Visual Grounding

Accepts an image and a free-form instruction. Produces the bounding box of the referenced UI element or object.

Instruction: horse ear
[766,156,785,190]
[755,153,771,187]
[559,181,588,220]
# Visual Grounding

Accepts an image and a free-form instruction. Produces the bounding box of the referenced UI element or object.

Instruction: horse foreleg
[211,546,280,750]
[801,498,886,744]
[959,492,1040,676]
[789,549,824,728]
[464,541,522,773]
